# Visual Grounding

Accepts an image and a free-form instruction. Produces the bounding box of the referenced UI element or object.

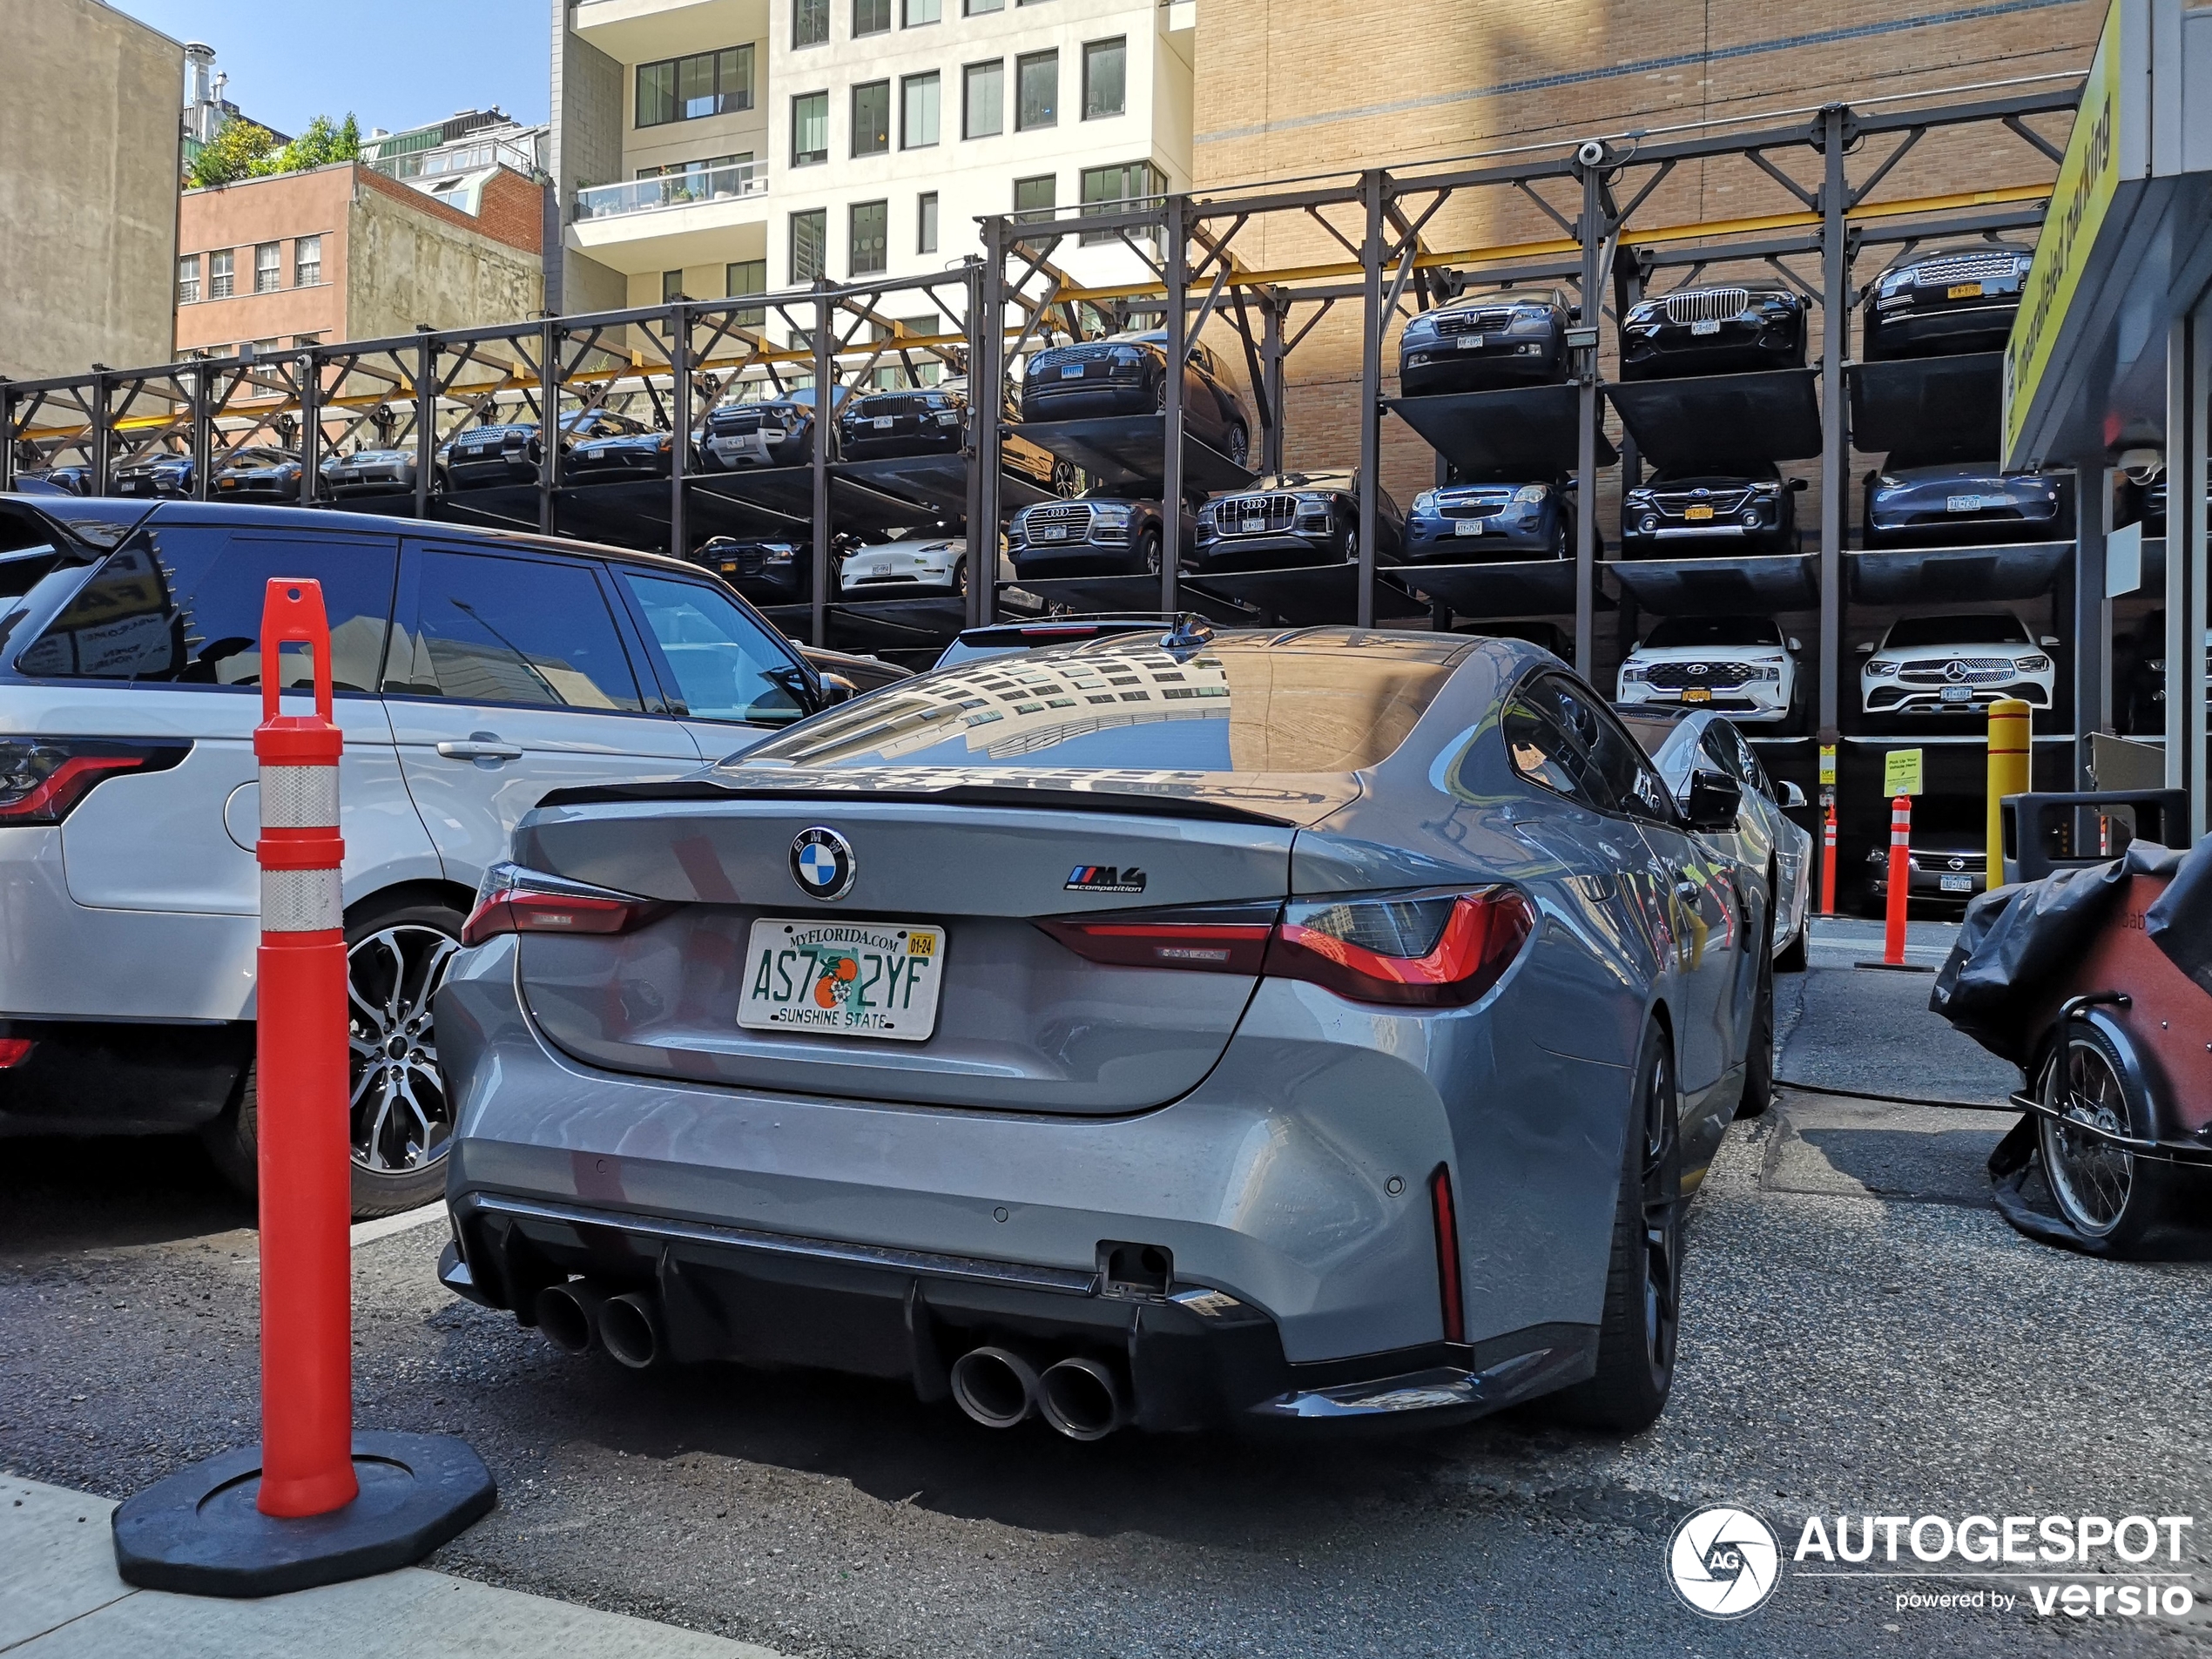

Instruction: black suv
[1019,333,1252,467]
[701,395,820,471]
[1193,472,1405,571]
[1008,492,1198,578]
[1397,288,1572,396]
[1622,462,1806,556]
[442,410,648,490]
[1619,283,1807,380]
[1862,243,2034,361]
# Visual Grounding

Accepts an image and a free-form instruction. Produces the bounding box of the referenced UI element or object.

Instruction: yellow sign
[1884,749,1925,798]
[1817,743,1837,787]
[2002,0,2122,465]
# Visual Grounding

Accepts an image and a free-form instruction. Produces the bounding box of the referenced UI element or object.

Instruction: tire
[952,559,968,597]
[1546,1021,1683,1433]
[199,896,467,1220]
[2037,1024,2172,1253]
[1051,458,1081,497]
[1549,516,1571,560]
[1224,423,1251,468]
[1339,528,1359,565]
[1139,529,1162,576]
[1737,904,1776,1118]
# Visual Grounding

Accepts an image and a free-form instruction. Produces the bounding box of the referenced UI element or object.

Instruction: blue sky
[109,1,550,138]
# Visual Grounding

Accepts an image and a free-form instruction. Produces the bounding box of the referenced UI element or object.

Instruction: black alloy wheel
[1224,423,1251,468]
[1140,528,1163,576]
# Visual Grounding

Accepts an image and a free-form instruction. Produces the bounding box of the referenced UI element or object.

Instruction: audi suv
[1009,493,1197,578]
[1192,473,1405,572]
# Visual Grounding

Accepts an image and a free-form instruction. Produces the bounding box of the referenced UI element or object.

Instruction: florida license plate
[1939,873,1973,893]
[1684,504,1715,521]
[1691,319,1722,335]
[738,918,944,1042]
[1946,282,1985,300]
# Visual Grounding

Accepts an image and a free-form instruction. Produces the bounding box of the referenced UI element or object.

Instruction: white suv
[0,496,840,1215]
[1616,615,1799,725]
[1859,610,2058,717]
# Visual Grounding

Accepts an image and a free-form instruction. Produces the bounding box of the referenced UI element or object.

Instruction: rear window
[1884,613,2028,647]
[743,637,1464,773]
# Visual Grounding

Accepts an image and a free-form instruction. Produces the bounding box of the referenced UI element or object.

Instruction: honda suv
[0,494,841,1216]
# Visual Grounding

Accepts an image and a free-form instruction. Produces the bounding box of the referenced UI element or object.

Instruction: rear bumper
[0,1017,248,1135]
[437,934,1627,1427]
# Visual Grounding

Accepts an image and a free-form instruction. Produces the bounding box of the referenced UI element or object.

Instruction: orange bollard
[1883,792,1912,967]
[1819,801,1838,918]
[252,579,358,1519]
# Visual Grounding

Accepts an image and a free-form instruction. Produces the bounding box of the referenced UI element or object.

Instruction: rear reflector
[462,861,671,947]
[1429,1163,1466,1345]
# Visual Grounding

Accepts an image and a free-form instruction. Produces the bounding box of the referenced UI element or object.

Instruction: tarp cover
[1930,837,2212,1067]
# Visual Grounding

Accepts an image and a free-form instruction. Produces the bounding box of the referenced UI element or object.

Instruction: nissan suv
[0,494,843,1217]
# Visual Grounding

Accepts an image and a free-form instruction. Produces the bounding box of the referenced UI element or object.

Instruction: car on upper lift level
[1019,333,1253,469]
[211,446,307,502]
[566,426,698,481]
[1618,282,1808,381]
[1860,242,2034,361]
[1401,477,1581,562]
[1616,615,1801,725]
[320,445,435,501]
[1396,288,1574,397]
[442,410,650,490]
[1620,462,1806,556]
[701,395,819,471]
[1858,610,2060,718]
[1192,472,1406,572]
[1008,492,1198,578]
[1864,460,2072,546]
[111,453,195,499]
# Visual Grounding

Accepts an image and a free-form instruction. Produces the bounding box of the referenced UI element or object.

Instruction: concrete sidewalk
[2,1474,788,1659]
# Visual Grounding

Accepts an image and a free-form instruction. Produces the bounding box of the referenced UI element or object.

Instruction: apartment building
[550,0,1194,320]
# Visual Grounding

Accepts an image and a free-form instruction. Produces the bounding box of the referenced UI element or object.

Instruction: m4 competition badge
[1066,864,1146,894]
[791,826,856,900]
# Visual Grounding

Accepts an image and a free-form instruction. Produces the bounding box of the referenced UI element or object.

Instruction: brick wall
[356,164,543,258]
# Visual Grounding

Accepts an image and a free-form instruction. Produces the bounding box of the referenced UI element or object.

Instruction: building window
[792,92,828,165]
[293,235,322,287]
[254,242,281,293]
[178,254,200,307]
[794,0,829,47]
[852,81,890,157]
[663,270,687,303]
[207,248,234,300]
[963,60,1003,139]
[791,209,827,283]
[292,334,322,348]
[1013,172,1055,225]
[917,192,939,253]
[1080,161,1164,244]
[850,200,887,276]
[1082,38,1126,119]
[1015,50,1057,132]
[853,0,890,36]
[905,0,940,22]
[636,46,755,127]
[965,0,1002,10]
[900,72,940,150]
[727,259,766,327]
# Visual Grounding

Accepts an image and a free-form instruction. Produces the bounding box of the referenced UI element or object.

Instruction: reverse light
[462,861,671,947]
[0,739,189,826]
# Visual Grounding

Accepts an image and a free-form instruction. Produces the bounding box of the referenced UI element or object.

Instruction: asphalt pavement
[3,920,2209,1656]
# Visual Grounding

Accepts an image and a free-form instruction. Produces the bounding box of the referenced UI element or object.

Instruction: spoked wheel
[953,559,969,597]
[2038,1025,2168,1251]
[1051,458,1081,497]
[1548,1024,1683,1433]
[347,921,462,1194]
[1224,423,1251,468]
[1140,529,1163,576]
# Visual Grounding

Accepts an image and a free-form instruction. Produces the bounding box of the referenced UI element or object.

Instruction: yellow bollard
[1986,698,2032,881]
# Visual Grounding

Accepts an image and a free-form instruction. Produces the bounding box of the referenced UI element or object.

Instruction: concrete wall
[551,1,631,314]
[347,171,545,341]
[0,0,181,379]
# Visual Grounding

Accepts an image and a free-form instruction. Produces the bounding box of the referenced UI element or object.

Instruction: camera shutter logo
[1668,1506,1781,1618]
[790,826,856,901]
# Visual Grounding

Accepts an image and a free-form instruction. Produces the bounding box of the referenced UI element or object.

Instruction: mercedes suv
[1858,610,2059,717]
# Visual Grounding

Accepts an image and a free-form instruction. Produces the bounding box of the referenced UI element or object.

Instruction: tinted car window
[1883,612,2029,647]
[13,525,395,691]
[1505,672,1668,819]
[745,635,1463,772]
[623,572,806,727]
[383,549,642,711]
[1644,616,1782,649]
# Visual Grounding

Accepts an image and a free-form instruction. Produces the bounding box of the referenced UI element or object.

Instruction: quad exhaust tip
[948,1346,1039,1429]
[598,1291,662,1370]
[533,1279,607,1354]
[1037,1357,1125,1441]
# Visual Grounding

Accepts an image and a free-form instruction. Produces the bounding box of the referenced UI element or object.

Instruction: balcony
[571,0,769,63]
[566,160,772,273]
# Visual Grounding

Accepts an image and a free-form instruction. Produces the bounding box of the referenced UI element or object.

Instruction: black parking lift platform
[1391,558,1582,620]
[693,465,946,540]
[1845,353,2004,461]
[837,455,1062,523]
[1186,564,1428,626]
[1607,551,1820,614]
[1012,416,1253,494]
[1603,368,1824,467]
[1845,539,2073,606]
[1386,384,1616,477]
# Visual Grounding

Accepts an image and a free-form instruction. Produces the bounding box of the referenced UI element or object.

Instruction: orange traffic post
[1883,792,1912,966]
[1986,698,2031,882]
[1819,801,1838,917]
[110,581,494,1596]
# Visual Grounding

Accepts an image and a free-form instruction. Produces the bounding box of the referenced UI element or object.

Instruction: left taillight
[1268,887,1534,1009]
[462,860,671,948]
[0,738,189,826]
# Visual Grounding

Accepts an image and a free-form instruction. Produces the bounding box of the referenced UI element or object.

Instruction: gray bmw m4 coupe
[435,625,1770,1439]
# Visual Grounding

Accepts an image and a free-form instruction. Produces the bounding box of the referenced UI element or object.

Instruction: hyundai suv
[0,494,844,1217]
[1617,615,1800,725]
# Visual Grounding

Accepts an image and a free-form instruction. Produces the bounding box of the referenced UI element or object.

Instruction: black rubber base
[111,1431,496,1597]
[1853,959,1938,974]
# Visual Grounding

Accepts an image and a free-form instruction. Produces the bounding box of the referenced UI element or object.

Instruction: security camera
[2115,447,2164,485]
[1575,139,1608,169]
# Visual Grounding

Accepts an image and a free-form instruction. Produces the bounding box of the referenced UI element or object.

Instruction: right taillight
[462,860,670,947]
[0,738,190,826]
[1267,887,1534,1008]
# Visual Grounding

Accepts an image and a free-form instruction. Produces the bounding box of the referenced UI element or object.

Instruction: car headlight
[1624,490,1652,507]
[1109,346,1143,367]
[658,435,674,449]
[2014,654,2051,672]
[1755,665,1782,681]
[765,546,796,563]
[1507,311,1552,335]
[1412,489,1437,514]
[1091,503,1131,529]
[1294,493,1333,511]
[1876,475,1900,489]
[1619,664,1647,682]
[1866,658,1898,676]
[1514,483,1548,505]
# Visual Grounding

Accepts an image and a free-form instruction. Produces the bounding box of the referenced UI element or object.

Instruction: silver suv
[0,496,834,1215]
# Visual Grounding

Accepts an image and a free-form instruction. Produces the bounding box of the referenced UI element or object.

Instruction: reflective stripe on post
[252,578,357,1520]
[1883,792,1912,967]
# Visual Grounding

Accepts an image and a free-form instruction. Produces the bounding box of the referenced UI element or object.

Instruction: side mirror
[1682,766,1743,831]
[1778,780,1809,809]
[1856,640,1875,654]
[1567,304,1582,322]
[1787,636,1803,652]
[1788,476,1810,492]
[2039,635,2060,648]
[816,672,859,708]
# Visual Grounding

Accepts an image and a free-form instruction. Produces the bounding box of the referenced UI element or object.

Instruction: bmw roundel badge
[790,826,856,900]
